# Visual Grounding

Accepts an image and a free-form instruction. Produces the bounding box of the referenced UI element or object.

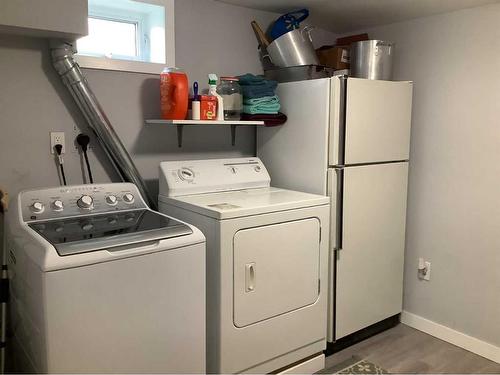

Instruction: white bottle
[208,73,225,121]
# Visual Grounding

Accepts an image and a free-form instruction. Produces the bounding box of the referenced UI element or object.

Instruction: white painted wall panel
[357,4,500,347]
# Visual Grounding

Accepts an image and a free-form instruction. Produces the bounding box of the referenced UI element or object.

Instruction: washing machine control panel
[21,183,146,222]
[160,158,271,197]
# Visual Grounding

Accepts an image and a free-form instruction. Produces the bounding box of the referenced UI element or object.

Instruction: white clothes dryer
[158,158,330,374]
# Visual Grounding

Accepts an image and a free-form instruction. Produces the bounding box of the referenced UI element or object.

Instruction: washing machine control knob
[123,193,135,204]
[105,195,118,205]
[30,201,45,213]
[77,195,94,209]
[52,200,64,211]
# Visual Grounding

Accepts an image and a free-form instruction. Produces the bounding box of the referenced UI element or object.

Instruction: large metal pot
[266,26,319,68]
[351,40,395,80]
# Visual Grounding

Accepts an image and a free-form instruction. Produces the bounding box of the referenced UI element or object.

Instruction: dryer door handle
[245,262,256,292]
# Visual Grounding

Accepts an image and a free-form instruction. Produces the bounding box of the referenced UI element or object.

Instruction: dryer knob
[77,195,94,209]
[30,202,45,213]
[178,167,195,181]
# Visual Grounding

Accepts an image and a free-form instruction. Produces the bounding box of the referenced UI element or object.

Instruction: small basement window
[76,0,175,74]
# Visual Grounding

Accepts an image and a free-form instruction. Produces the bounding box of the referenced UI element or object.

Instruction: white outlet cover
[424,261,431,281]
[50,131,65,154]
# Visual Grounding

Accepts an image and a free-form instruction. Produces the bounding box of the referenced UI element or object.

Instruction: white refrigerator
[257,76,413,342]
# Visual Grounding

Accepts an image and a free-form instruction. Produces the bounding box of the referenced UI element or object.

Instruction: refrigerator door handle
[338,76,347,166]
[334,167,344,251]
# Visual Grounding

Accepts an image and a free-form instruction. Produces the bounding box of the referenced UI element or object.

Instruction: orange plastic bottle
[160,67,189,120]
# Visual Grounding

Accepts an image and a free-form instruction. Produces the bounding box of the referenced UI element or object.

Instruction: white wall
[360,4,500,347]
[0,0,336,200]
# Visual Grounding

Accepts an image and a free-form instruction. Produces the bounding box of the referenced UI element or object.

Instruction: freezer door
[331,162,408,340]
[330,78,413,165]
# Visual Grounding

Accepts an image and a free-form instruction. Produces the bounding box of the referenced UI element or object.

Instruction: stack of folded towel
[243,96,280,114]
[237,74,287,126]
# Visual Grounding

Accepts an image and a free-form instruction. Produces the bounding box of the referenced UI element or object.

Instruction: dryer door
[233,218,320,328]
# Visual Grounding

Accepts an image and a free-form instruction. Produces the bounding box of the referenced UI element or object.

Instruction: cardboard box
[316,46,350,70]
[336,33,369,46]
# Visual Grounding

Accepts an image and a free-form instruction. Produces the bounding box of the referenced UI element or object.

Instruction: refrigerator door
[257,78,331,195]
[329,77,413,166]
[328,162,408,340]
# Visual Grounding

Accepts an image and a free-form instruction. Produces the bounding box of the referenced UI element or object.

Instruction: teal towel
[243,95,279,105]
[243,103,280,114]
[243,106,279,114]
[243,95,280,114]
[237,74,278,99]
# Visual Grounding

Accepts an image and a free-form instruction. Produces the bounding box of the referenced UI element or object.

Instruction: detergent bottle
[160,67,188,120]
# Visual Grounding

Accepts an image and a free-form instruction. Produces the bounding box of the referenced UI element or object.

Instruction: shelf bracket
[231,124,236,146]
[177,124,183,147]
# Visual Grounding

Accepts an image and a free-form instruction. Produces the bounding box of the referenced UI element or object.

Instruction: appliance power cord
[76,134,94,184]
[54,144,67,186]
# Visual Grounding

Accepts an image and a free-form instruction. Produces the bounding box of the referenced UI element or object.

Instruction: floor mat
[321,356,388,374]
[336,359,388,374]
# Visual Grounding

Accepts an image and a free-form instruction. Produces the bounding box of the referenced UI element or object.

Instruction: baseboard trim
[401,311,500,364]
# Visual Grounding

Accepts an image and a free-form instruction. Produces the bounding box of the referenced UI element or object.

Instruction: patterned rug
[320,356,388,374]
[336,359,388,374]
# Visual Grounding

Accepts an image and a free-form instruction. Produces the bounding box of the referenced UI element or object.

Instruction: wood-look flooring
[322,323,500,374]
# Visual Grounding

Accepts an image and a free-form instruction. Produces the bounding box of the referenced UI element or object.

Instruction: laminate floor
[322,323,500,374]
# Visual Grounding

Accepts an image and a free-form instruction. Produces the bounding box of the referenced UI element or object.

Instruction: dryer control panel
[20,183,146,222]
[159,158,271,197]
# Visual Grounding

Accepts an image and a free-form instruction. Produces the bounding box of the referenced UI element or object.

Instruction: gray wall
[359,4,500,346]
[0,0,336,200]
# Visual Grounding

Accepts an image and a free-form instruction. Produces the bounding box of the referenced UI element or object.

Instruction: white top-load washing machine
[158,158,330,374]
[6,183,206,373]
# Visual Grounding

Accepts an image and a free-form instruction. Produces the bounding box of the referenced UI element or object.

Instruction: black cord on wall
[76,133,94,184]
[54,144,67,186]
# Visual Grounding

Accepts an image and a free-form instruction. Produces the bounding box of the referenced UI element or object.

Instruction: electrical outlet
[71,125,93,153]
[50,131,65,154]
[424,261,431,281]
[418,258,431,281]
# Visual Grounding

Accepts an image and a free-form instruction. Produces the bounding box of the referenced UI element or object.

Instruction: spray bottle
[208,73,225,121]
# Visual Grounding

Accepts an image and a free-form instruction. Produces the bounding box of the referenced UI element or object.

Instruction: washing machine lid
[28,209,193,256]
[159,187,329,219]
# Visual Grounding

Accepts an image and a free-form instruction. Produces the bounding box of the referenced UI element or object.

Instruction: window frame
[79,15,141,60]
[75,0,175,74]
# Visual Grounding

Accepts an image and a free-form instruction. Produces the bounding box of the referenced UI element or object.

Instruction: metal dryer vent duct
[50,40,156,209]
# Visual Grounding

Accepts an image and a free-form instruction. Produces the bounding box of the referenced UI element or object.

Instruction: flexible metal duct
[50,40,156,209]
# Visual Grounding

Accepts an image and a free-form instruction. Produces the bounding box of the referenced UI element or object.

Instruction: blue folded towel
[243,95,280,114]
[237,74,278,99]
[243,95,280,105]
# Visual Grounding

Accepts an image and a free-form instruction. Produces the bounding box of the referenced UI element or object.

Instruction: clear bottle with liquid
[217,77,243,120]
